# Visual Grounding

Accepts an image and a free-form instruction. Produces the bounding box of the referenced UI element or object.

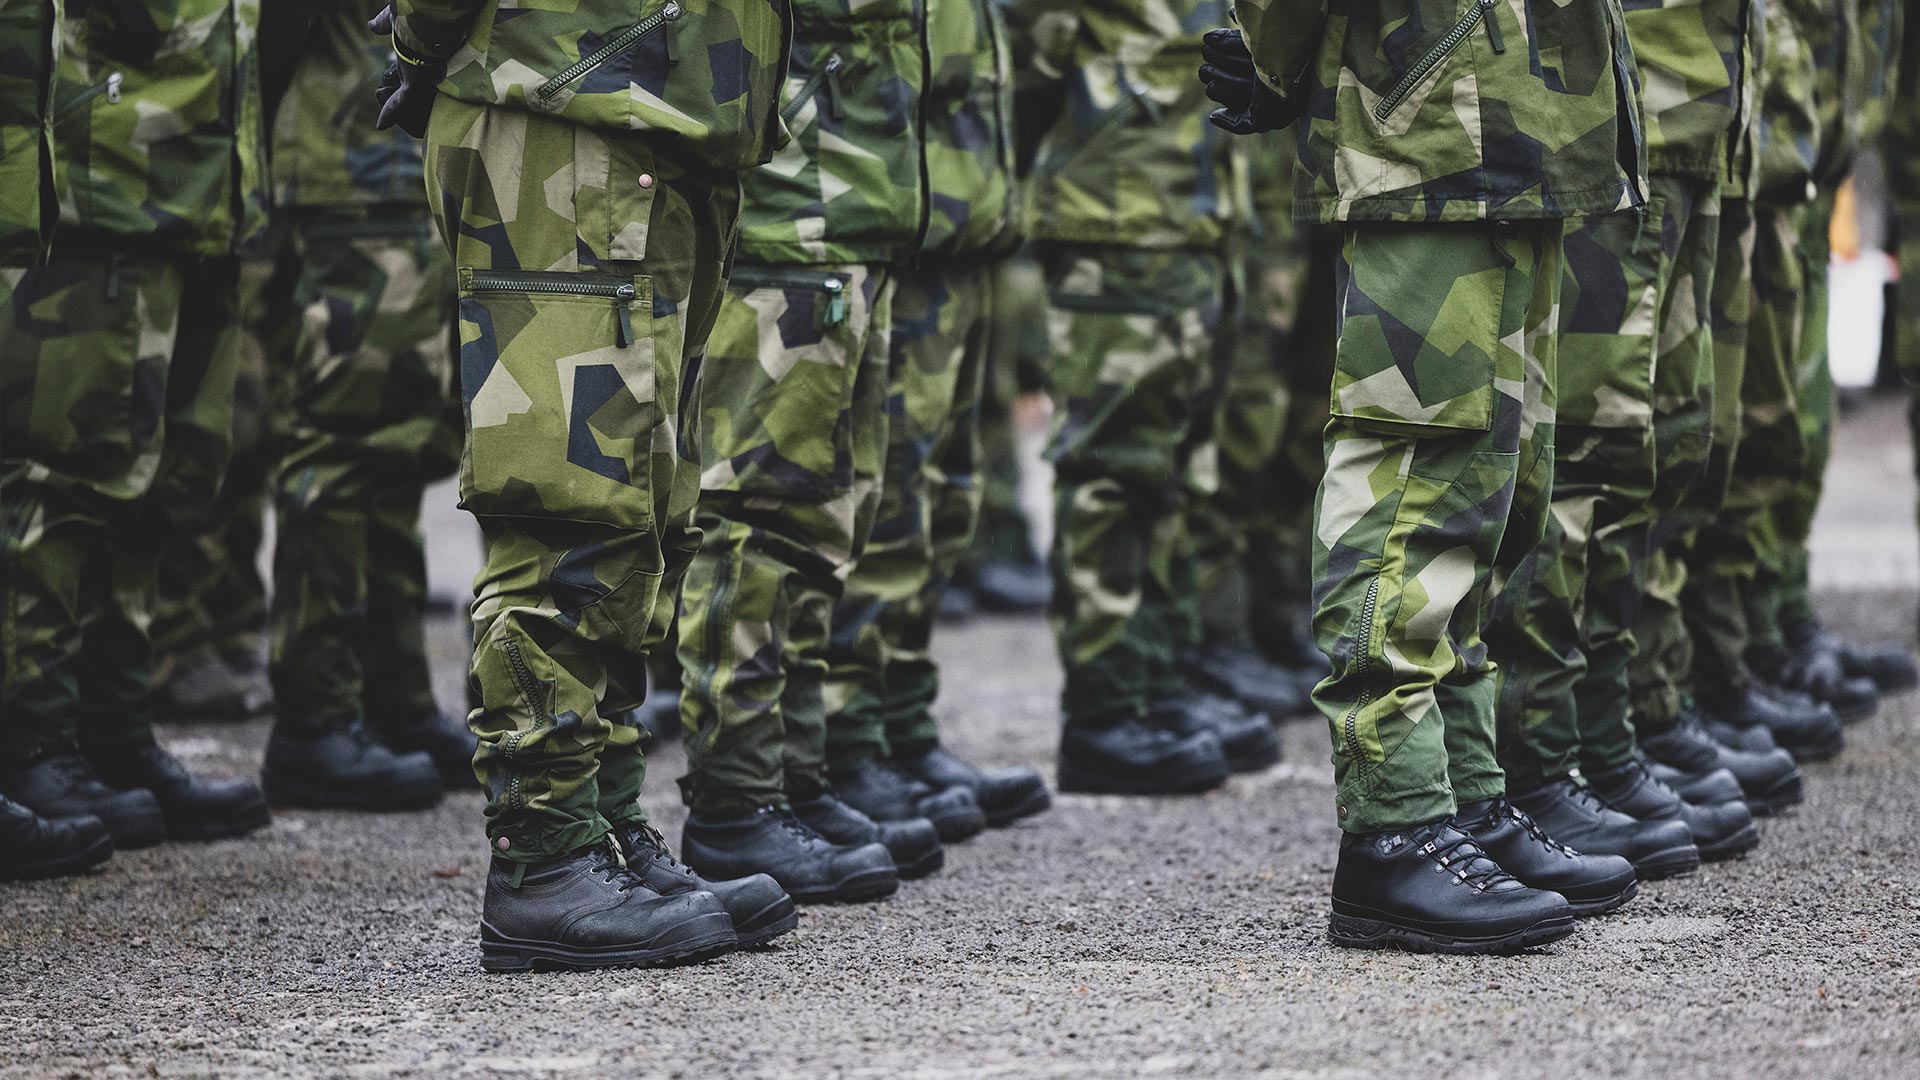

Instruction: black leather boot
[1185,644,1311,719]
[1699,713,1780,755]
[1787,618,1918,692]
[682,804,899,903]
[1327,821,1575,954]
[1749,641,1879,723]
[0,796,113,882]
[791,793,943,879]
[262,722,444,811]
[895,745,1050,826]
[615,822,797,947]
[1643,757,1745,808]
[380,711,480,790]
[90,744,270,841]
[1699,685,1843,763]
[1510,778,1699,880]
[1639,711,1804,815]
[1148,690,1280,773]
[0,753,165,849]
[1586,758,1760,862]
[1453,798,1637,916]
[830,757,986,842]
[1057,717,1228,795]
[480,842,736,973]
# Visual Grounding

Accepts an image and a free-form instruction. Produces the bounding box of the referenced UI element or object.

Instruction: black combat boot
[1786,618,1917,692]
[1699,712,1781,755]
[830,757,986,842]
[682,804,899,903]
[380,711,480,790]
[1586,758,1759,862]
[1149,689,1281,773]
[791,793,944,879]
[1699,685,1843,763]
[895,744,1050,827]
[1510,778,1699,880]
[634,691,682,745]
[90,743,270,841]
[615,822,797,947]
[938,581,977,622]
[262,721,444,811]
[0,796,113,882]
[479,841,737,973]
[1643,757,1745,808]
[1327,821,1575,954]
[1058,717,1228,795]
[1185,644,1311,719]
[1639,711,1804,815]
[0,753,165,849]
[1750,640,1879,723]
[972,555,1050,613]
[1453,798,1637,916]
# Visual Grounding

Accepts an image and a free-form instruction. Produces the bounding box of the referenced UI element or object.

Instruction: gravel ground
[5,400,1920,1079]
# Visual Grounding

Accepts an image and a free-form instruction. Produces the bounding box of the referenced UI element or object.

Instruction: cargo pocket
[696,266,859,501]
[1329,227,1502,436]
[457,268,664,530]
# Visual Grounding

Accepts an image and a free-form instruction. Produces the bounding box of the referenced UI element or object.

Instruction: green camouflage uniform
[673,0,916,815]
[1485,0,1753,789]
[819,0,1022,767]
[964,255,1049,576]
[1007,0,1237,729]
[1239,0,1644,833]
[401,0,788,860]
[2,0,267,759]
[265,0,463,741]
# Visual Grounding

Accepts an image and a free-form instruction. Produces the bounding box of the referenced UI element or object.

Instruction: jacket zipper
[908,0,934,267]
[727,266,849,326]
[54,71,122,121]
[499,640,550,813]
[1340,577,1382,770]
[779,53,844,123]
[536,1,682,101]
[1606,5,1647,208]
[468,270,641,346]
[1374,0,1502,121]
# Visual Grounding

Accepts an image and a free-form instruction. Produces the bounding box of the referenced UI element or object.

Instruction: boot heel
[1327,912,1391,949]
[480,946,535,974]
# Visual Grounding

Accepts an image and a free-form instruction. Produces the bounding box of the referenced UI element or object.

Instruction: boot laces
[629,821,687,872]
[1496,799,1575,857]
[585,839,639,892]
[760,804,825,844]
[1423,829,1515,891]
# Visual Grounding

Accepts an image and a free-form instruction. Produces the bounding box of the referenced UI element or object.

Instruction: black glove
[369,6,446,139]
[1198,28,1301,136]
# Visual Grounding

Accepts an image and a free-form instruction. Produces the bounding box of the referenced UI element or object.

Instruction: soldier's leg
[958,254,1049,614]
[1767,201,1837,638]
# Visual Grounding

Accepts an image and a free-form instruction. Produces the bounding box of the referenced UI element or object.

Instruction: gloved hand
[1198,28,1301,136]
[369,6,446,138]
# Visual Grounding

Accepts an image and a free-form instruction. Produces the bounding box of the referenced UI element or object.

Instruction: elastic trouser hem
[680,779,789,819]
[1336,778,1455,835]
[488,813,611,865]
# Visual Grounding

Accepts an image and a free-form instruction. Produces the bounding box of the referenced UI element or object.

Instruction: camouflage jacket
[1007,0,1238,250]
[1622,0,1755,185]
[1840,0,1902,160]
[1754,0,1829,204]
[919,0,1020,259]
[1236,0,1646,224]
[0,0,56,261]
[1884,0,1920,208]
[49,0,268,256]
[393,0,790,174]
[273,0,426,207]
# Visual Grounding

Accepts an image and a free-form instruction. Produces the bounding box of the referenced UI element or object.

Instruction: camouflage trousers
[268,208,462,738]
[823,260,995,767]
[1039,243,1226,726]
[1313,221,1560,834]
[967,255,1048,572]
[426,99,737,862]
[1487,177,1720,792]
[1,241,242,759]
[675,263,893,815]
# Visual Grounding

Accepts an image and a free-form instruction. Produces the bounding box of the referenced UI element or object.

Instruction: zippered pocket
[726,265,850,327]
[1374,0,1503,122]
[53,71,123,122]
[467,269,646,347]
[536,1,683,102]
[779,52,844,125]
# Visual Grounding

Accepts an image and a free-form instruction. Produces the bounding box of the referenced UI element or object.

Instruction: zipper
[697,546,738,718]
[909,0,934,267]
[1374,0,1499,121]
[780,53,843,123]
[536,2,682,101]
[54,71,123,121]
[468,270,642,346]
[499,640,550,813]
[1606,6,1647,208]
[727,266,849,326]
[1340,577,1382,771]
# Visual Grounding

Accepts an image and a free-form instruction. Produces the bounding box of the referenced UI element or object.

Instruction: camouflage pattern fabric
[823,260,994,766]
[1312,221,1561,834]
[274,0,433,208]
[1623,0,1754,183]
[2,251,242,758]
[425,96,740,861]
[268,211,461,738]
[1235,0,1645,224]
[965,255,1049,573]
[675,263,894,814]
[396,0,791,173]
[1041,244,1226,726]
[920,0,1020,260]
[0,0,57,262]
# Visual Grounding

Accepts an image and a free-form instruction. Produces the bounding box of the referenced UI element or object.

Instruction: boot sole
[1327,906,1576,955]
[103,810,167,851]
[1225,736,1282,774]
[0,831,114,882]
[480,915,737,974]
[1744,774,1805,816]
[1781,729,1845,765]
[894,845,945,880]
[1832,698,1878,725]
[787,867,901,904]
[1631,844,1701,881]
[262,768,444,811]
[983,785,1053,827]
[1056,755,1230,796]
[165,801,273,842]
[1566,879,1638,918]
[1696,822,1761,861]
[733,896,800,948]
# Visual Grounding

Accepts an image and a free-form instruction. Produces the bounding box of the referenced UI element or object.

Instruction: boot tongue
[1453,798,1501,826]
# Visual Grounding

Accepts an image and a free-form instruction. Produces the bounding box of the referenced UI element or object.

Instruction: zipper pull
[662,2,680,64]
[107,71,123,103]
[822,277,848,327]
[614,283,637,347]
[825,56,845,122]
[1480,0,1505,54]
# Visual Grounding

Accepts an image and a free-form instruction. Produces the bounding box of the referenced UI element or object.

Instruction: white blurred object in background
[1828,248,1894,389]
